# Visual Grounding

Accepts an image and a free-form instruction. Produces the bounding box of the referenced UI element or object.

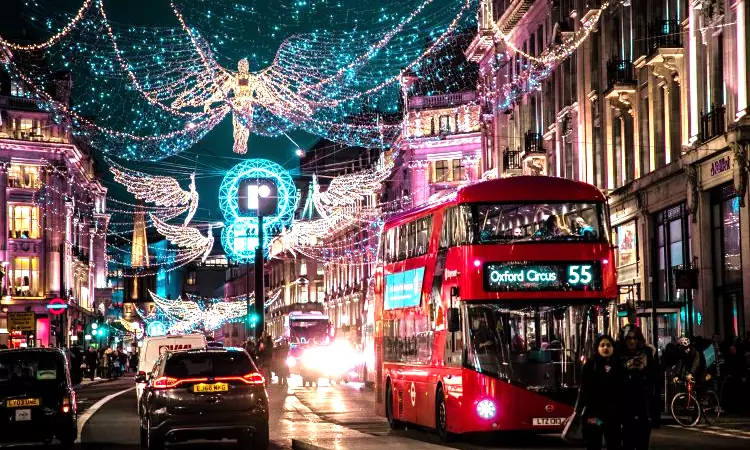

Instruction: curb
[291,439,332,450]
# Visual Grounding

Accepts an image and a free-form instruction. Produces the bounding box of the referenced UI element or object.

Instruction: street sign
[47,298,68,316]
[8,312,35,331]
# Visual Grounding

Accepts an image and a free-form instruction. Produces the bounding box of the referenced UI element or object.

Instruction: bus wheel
[385,380,402,430]
[436,386,450,442]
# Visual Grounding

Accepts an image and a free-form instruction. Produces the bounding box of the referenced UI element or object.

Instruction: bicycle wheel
[703,390,721,425]
[671,392,701,427]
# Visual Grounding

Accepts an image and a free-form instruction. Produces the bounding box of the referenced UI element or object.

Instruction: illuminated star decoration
[108,158,199,226]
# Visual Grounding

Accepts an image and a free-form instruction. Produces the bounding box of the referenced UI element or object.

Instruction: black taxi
[0,348,78,447]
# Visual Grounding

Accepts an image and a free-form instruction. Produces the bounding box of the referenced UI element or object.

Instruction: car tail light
[241,372,265,385]
[62,394,73,414]
[152,376,181,389]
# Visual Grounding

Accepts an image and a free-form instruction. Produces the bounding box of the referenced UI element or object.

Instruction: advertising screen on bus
[384,267,425,310]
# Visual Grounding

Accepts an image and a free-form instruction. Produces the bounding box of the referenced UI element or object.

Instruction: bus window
[444,308,464,367]
[472,202,608,244]
[464,303,602,392]
[383,315,433,364]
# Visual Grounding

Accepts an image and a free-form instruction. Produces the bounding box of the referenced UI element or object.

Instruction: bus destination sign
[484,262,602,292]
[384,267,426,310]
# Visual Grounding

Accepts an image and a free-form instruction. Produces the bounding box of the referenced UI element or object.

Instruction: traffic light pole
[254,215,264,340]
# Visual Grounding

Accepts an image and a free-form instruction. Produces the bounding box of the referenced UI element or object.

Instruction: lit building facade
[467,0,750,345]
[0,70,109,348]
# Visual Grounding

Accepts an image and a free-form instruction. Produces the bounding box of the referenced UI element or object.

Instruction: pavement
[5,373,742,450]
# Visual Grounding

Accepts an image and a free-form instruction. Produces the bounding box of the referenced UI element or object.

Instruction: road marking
[666,424,750,439]
[76,386,135,444]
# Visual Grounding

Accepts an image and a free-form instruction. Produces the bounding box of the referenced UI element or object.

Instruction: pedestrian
[618,325,658,450]
[576,334,622,450]
[85,346,98,381]
[130,350,140,373]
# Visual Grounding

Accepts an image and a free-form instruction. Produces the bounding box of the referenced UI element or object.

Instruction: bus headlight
[286,356,296,368]
[476,399,496,419]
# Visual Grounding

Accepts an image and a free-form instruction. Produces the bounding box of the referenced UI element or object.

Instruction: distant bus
[287,311,331,345]
[374,176,617,439]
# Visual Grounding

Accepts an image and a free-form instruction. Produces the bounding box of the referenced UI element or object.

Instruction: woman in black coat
[576,334,622,450]
[618,325,659,450]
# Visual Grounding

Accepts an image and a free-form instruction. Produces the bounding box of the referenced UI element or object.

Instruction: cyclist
[673,337,708,401]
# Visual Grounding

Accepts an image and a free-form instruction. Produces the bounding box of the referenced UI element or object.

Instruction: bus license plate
[532,417,565,426]
[15,409,31,421]
[193,383,229,393]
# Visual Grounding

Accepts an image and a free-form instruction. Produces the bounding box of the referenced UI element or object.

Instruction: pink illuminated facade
[0,69,109,348]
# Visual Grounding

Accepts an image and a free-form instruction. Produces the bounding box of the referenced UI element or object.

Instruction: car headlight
[476,399,496,419]
[286,356,296,367]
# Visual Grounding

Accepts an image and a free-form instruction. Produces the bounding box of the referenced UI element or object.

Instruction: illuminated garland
[149,213,222,264]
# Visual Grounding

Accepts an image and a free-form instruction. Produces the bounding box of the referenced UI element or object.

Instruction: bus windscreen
[289,319,328,344]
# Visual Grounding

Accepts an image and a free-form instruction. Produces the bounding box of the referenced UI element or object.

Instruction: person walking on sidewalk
[618,325,659,450]
[576,334,623,450]
[85,346,98,381]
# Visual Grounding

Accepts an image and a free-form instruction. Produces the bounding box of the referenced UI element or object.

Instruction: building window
[299,260,307,276]
[11,257,40,297]
[317,285,325,302]
[711,184,744,337]
[653,203,690,303]
[7,165,41,189]
[316,263,324,276]
[438,115,451,134]
[8,205,40,239]
[186,271,197,286]
[452,159,465,181]
[433,160,449,182]
[10,81,25,97]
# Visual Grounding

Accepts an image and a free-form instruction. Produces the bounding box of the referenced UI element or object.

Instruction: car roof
[0,347,66,356]
[165,347,246,356]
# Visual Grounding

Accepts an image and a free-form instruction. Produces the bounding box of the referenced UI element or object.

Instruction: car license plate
[532,417,565,426]
[6,398,40,408]
[15,409,31,421]
[193,383,229,393]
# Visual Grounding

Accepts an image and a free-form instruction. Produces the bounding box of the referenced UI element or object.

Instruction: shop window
[8,205,40,239]
[711,184,744,337]
[11,257,40,297]
[186,271,197,286]
[615,221,638,267]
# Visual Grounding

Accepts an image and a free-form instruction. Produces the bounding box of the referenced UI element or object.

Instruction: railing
[699,105,726,143]
[646,20,682,52]
[408,91,476,110]
[503,148,522,171]
[606,59,637,89]
[0,95,39,109]
[524,131,544,154]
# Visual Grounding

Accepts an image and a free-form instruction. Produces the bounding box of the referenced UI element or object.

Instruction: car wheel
[146,418,164,450]
[436,386,450,442]
[59,424,77,449]
[253,423,270,449]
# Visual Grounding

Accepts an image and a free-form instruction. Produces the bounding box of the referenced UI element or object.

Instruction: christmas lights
[150,213,222,264]
[109,159,199,225]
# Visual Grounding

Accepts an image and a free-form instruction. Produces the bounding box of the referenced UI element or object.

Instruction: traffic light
[248,313,259,328]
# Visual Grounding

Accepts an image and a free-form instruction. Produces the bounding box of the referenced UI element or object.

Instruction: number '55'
[568,265,592,284]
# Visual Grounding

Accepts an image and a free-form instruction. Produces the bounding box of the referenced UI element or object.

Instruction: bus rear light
[476,399,496,419]
[602,258,609,265]
[473,259,481,268]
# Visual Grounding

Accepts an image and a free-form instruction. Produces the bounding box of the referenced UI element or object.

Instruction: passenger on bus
[535,215,570,237]
[576,217,596,239]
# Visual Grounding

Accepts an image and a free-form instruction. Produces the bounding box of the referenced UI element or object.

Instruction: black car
[0,348,78,447]
[137,347,269,450]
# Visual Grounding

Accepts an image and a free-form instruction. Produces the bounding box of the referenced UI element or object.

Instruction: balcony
[606,59,637,91]
[524,131,544,154]
[646,20,682,53]
[699,105,726,143]
[503,148,522,173]
[408,92,476,110]
[0,95,39,111]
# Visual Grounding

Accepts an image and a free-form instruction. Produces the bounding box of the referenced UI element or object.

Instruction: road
[17,375,750,450]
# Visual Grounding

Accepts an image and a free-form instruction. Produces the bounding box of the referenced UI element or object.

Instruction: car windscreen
[164,352,256,378]
[0,352,66,392]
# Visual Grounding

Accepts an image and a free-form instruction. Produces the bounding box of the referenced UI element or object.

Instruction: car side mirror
[447,307,460,333]
[135,371,147,383]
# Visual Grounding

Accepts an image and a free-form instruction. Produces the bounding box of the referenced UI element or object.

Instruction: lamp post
[254,215,264,340]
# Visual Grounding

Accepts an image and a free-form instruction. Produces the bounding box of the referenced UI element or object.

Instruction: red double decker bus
[373,176,617,439]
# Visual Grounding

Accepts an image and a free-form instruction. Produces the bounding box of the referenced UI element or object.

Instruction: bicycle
[670,379,721,427]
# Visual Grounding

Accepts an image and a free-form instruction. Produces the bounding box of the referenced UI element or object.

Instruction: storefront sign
[384,267,425,310]
[710,156,732,177]
[8,312,35,331]
[484,262,602,292]
[616,221,637,267]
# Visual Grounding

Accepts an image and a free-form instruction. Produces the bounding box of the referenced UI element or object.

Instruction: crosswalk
[665,424,750,440]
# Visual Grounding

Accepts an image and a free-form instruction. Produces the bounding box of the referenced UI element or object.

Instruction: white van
[135,334,207,401]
